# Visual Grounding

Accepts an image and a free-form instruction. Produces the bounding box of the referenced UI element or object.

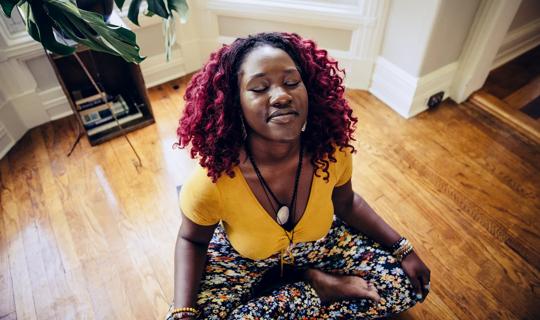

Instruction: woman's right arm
[173,211,217,317]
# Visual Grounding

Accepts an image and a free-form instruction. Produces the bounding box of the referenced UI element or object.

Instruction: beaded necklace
[245,139,304,276]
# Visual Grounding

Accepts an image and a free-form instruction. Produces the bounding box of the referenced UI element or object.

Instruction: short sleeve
[179,167,222,226]
[335,147,353,187]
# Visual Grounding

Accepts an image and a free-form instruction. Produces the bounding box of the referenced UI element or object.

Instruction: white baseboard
[0,137,15,160]
[492,18,540,70]
[39,87,73,120]
[0,122,15,159]
[0,101,25,160]
[140,48,186,88]
[412,62,458,116]
[369,56,458,118]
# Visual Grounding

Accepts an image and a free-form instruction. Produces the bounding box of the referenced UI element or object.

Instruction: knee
[375,272,417,314]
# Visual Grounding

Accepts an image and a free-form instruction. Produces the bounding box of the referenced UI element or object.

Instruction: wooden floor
[1,77,539,319]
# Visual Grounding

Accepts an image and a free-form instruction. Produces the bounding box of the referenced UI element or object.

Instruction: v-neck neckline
[235,165,316,234]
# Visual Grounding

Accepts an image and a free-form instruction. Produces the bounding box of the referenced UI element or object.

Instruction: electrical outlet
[427,91,444,108]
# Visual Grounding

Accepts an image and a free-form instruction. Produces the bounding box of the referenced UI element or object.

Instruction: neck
[245,134,301,166]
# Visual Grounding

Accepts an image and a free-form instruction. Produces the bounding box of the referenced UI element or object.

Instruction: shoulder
[179,166,223,225]
[333,145,353,161]
[332,145,354,186]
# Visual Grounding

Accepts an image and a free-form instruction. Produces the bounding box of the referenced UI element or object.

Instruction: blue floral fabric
[196,217,417,319]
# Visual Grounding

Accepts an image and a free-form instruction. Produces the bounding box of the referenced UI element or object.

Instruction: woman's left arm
[332,179,431,301]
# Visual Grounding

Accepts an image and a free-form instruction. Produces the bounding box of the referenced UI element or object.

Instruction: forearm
[339,193,401,248]
[173,236,209,308]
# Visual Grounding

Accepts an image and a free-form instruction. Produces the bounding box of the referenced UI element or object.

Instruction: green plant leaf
[0,0,20,17]
[147,0,169,19]
[20,2,41,41]
[113,0,125,11]
[45,0,144,63]
[127,0,142,26]
[28,0,75,55]
[168,0,188,23]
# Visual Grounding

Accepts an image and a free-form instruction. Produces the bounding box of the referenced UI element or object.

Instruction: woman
[168,32,430,319]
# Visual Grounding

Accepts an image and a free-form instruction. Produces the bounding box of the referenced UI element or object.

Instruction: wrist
[390,237,414,262]
[165,305,199,320]
[401,250,417,261]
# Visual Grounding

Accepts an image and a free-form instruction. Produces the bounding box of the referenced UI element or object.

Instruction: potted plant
[0,0,189,63]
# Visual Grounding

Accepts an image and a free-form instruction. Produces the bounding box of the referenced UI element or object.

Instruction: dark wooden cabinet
[47,46,155,146]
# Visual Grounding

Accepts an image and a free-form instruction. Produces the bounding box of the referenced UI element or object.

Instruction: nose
[269,86,292,107]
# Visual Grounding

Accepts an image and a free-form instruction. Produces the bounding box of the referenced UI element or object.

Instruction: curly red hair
[176,32,357,182]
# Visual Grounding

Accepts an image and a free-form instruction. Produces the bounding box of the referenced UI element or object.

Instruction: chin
[267,130,302,143]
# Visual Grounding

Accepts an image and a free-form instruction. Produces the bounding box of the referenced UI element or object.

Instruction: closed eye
[250,87,268,93]
[285,81,301,87]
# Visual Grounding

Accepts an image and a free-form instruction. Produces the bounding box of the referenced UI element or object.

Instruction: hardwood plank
[503,75,540,109]
[351,123,538,319]
[0,143,37,320]
[349,93,540,263]
[0,169,16,319]
[32,125,95,319]
[469,90,540,143]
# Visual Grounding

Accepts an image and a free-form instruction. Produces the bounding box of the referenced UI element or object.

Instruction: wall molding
[39,87,73,120]
[0,121,15,160]
[369,56,458,118]
[139,47,186,88]
[206,0,370,30]
[209,0,389,90]
[449,0,521,103]
[492,18,540,70]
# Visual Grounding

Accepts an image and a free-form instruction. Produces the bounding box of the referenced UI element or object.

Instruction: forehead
[239,45,298,77]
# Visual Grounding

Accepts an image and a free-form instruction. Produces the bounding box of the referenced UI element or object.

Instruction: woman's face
[238,45,308,143]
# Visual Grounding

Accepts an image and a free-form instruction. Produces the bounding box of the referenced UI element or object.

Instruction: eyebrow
[247,68,300,80]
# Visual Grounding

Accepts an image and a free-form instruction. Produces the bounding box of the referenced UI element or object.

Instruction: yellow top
[179,147,353,260]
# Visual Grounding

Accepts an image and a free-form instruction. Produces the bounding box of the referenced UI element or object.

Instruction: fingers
[409,276,423,302]
[352,281,380,302]
[420,273,431,302]
[366,283,381,302]
[348,277,380,302]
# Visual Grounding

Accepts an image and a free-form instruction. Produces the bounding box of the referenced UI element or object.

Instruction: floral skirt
[196,217,417,319]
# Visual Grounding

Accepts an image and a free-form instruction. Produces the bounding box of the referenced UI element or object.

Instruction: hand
[400,251,430,302]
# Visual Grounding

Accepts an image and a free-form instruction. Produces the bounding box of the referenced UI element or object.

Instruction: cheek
[240,92,267,119]
[296,86,309,108]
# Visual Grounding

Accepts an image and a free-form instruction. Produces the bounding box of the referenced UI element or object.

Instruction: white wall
[493,0,540,69]
[0,0,391,159]
[420,0,480,76]
[379,0,441,78]
[508,0,540,31]
[197,0,390,89]
[371,0,481,118]
[369,0,536,117]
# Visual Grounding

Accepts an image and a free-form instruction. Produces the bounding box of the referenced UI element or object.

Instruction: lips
[267,110,299,122]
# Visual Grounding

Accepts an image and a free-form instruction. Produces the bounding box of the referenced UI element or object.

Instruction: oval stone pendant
[276,206,289,225]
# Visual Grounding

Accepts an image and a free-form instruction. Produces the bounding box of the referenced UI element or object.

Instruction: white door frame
[450,0,522,103]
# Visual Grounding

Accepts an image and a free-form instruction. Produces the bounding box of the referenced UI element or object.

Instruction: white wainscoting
[492,18,540,70]
[370,57,458,118]
[0,121,15,160]
[204,0,389,89]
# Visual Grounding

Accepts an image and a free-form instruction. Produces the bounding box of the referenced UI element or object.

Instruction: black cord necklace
[246,139,304,230]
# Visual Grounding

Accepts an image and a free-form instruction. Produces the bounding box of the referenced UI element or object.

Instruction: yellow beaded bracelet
[171,307,199,316]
